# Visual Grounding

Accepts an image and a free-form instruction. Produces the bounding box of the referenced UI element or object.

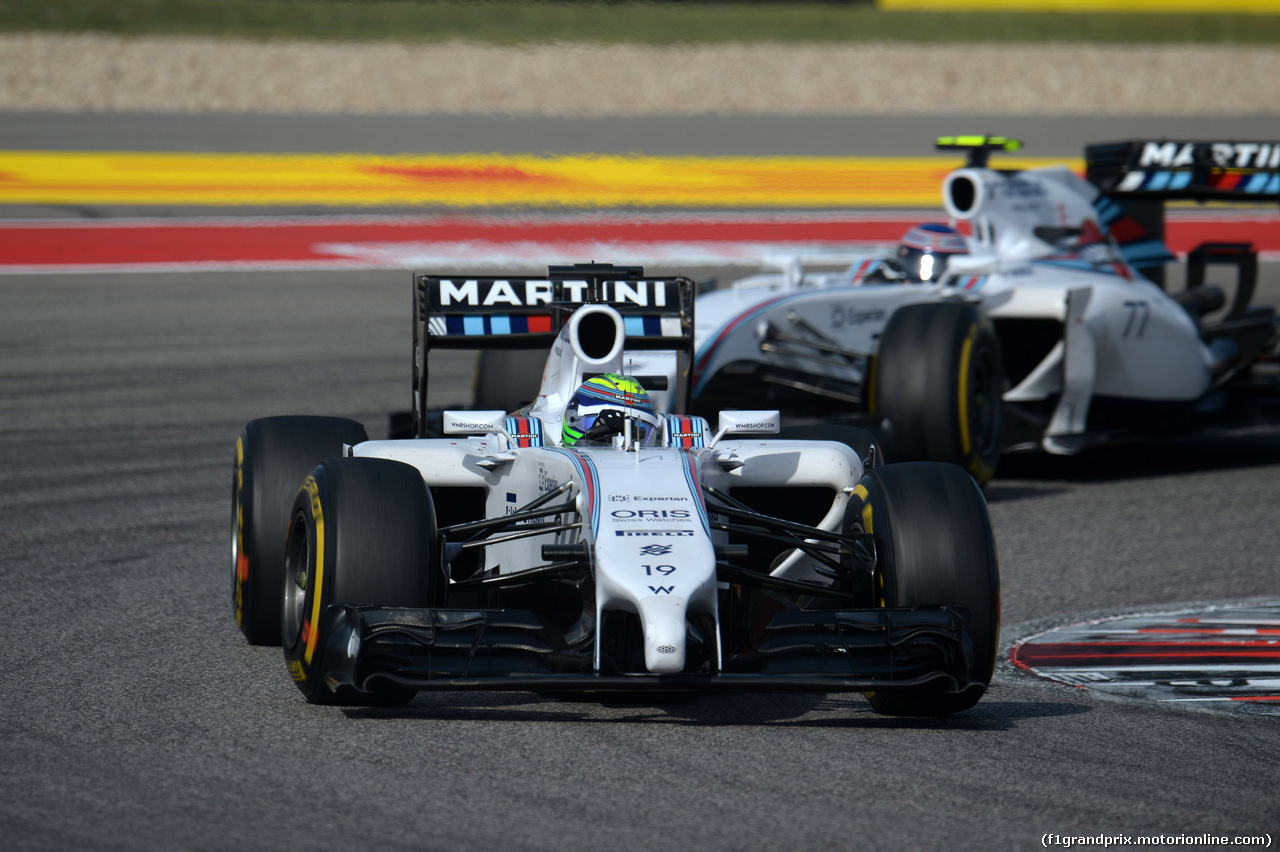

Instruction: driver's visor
[573,410,657,445]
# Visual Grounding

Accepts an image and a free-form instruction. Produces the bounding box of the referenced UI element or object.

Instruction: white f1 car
[691,137,1280,483]
[231,265,999,716]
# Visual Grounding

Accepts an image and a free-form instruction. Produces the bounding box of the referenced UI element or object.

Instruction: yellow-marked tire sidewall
[279,457,437,706]
[954,315,1002,486]
[282,473,333,702]
[231,436,246,630]
[849,463,1000,716]
[870,303,1004,486]
[230,416,368,646]
[847,475,893,706]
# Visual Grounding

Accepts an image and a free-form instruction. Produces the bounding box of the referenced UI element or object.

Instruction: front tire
[849,462,1000,716]
[282,457,439,705]
[232,416,368,645]
[869,302,1004,485]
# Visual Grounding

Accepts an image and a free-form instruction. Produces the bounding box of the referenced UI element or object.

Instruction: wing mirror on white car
[442,410,509,435]
[711,410,780,446]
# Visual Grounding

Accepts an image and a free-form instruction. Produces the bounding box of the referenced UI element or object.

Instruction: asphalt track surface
[3,114,1279,850]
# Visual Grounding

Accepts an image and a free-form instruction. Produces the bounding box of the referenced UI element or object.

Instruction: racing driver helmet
[562,373,661,447]
[896,223,969,283]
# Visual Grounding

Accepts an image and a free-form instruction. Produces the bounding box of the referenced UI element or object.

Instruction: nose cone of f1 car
[587,447,719,675]
[638,595,689,674]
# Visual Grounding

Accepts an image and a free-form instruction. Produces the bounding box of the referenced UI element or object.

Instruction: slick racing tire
[282,457,439,705]
[868,302,1004,485]
[232,416,368,646]
[849,462,1000,716]
[473,349,544,412]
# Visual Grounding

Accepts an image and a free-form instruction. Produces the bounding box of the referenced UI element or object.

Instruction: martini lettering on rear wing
[1086,140,1280,200]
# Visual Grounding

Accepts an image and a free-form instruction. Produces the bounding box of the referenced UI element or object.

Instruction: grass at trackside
[3,0,1280,44]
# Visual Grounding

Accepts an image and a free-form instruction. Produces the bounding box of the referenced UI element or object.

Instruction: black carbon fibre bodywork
[319,603,978,696]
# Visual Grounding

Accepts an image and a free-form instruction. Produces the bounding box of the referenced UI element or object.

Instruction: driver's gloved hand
[864,258,911,284]
[582,409,626,443]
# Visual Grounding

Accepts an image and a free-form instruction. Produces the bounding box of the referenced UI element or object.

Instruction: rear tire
[282,457,439,705]
[869,302,1004,485]
[232,416,368,645]
[848,462,1000,716]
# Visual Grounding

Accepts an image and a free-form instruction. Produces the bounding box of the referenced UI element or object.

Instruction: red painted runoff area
[1,212,1277,272]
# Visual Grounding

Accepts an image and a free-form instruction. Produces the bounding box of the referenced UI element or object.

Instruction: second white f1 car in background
[691,137,1280,483]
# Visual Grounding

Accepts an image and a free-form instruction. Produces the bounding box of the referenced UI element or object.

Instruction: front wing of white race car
[318,603,977,695]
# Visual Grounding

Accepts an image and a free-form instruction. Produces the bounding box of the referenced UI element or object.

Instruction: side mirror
[711,410,780,446]
[442,410,508,435]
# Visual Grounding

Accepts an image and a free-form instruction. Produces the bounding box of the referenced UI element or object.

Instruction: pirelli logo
[615,529,696,537]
